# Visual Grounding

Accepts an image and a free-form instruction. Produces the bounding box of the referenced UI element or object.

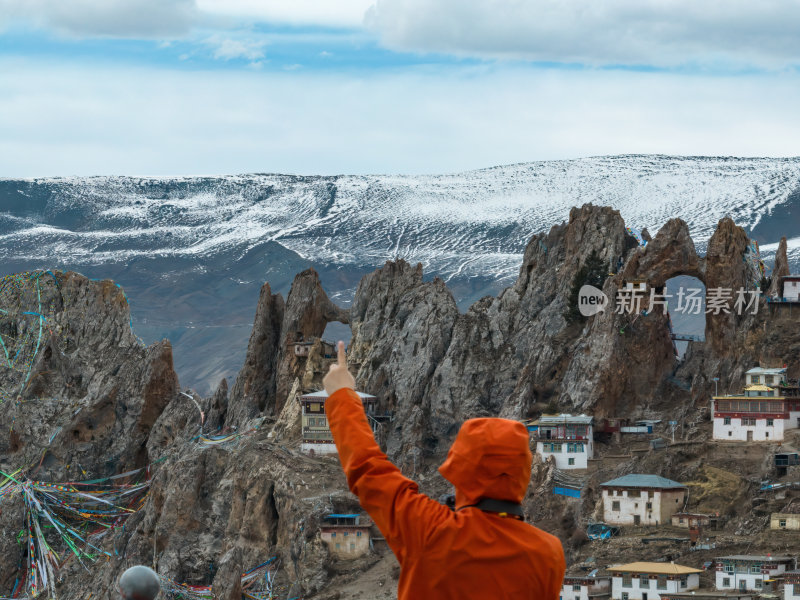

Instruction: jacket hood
[438,417,532,509]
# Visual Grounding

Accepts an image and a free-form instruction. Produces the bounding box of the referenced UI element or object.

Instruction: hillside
[0,204,798,599]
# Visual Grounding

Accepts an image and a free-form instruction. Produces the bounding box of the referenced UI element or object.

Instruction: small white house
[782,276,800,302]
[530,414,594,469]
[712,385,787,442]
[715,555,796,592]
[609,562,701,599]
[601,474,687,526]
[299,390,377,455]
[746,367,787,387]
[785,570,800,600]
[561,573,611,600]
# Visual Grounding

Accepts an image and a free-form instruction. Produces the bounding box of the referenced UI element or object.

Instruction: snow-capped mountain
[2,155,799,392]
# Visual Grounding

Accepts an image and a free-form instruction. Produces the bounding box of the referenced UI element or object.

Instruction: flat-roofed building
[715,555,796,592]
[712,385,787,441]
[770,513,800,531]
[785,570,800,600]
[744,367,799,430]
[660,593,754,600]
[530,414,594,469]
[671,512,711,529]
[609,562,701,599]
[561,573,611,600]
[299,390,377,455]
[746,367,788,387]
[601,474,687,526]
[319,514,372,559]
[781,276,800,302]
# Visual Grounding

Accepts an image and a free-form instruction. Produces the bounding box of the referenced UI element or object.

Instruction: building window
[755,579,762,589]
[622,594,629,600]
[335,543,340,550]
[646,502,653,511]
[344,532,349,537]
[357,531,362,536]
[657,577,667,590]
[331,532,336,538]
[724,417,731,425]
[750,565,761,574]
[612,501,621,511]
[724,564,734,573]
[680,576,687,588]
[568,458,575,466]
[766,375,774,384]
[767,419,774,426]
[572,585,581,591]
[780,519,787,528]
[753,375,760,383]
[622,575,632,588]
[723,578,730,587]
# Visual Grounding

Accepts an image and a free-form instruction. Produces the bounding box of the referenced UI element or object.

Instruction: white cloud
[366,0,800,68]
[195,0,374,27]
[2,59,800,177]
[207,36,267,61]
[0,0,197,37]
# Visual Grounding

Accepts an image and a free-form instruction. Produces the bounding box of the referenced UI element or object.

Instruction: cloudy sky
[1,0,799,176]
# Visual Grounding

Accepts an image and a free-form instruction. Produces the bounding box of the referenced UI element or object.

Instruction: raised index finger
[337,340,347,367]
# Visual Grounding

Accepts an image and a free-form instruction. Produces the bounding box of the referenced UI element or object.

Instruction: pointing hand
[323,341,356,395]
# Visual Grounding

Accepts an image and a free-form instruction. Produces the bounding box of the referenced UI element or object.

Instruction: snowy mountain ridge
[2,154,799,391]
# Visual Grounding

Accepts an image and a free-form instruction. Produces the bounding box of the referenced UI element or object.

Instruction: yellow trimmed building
[609,562,701,599]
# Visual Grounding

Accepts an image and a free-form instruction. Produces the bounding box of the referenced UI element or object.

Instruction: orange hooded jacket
[326,388,566,600]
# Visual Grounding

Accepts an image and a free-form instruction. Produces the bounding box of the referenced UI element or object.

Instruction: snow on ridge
[2,155,800,282]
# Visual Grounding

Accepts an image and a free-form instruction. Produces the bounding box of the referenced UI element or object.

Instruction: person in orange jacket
[323,341,566,599]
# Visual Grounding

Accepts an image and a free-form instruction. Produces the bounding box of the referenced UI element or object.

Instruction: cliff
[1,204,798,599]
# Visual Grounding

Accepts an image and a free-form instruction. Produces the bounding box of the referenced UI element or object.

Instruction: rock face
[226,282,284,426]
[769,236,790,297]
[1,204,799,600]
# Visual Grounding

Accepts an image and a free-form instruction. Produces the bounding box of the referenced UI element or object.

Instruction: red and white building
[715,555,796,592]
[299,390,377,454]
[609,562,701,599]
[785,569,800,600]
[746,367,800,430]
[561,573,611,600]
[529,414,594,469]
[712,385,787,442]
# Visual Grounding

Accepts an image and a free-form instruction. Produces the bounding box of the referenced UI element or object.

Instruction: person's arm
[323,343,450,563]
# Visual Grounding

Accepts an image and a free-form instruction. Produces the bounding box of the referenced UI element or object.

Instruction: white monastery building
[608,562,701,599]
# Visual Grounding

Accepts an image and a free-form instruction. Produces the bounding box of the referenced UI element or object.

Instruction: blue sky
[1,0,800,177]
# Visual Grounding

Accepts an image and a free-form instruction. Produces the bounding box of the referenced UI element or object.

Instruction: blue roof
[601,474,685,489]
[325,514,360,519]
